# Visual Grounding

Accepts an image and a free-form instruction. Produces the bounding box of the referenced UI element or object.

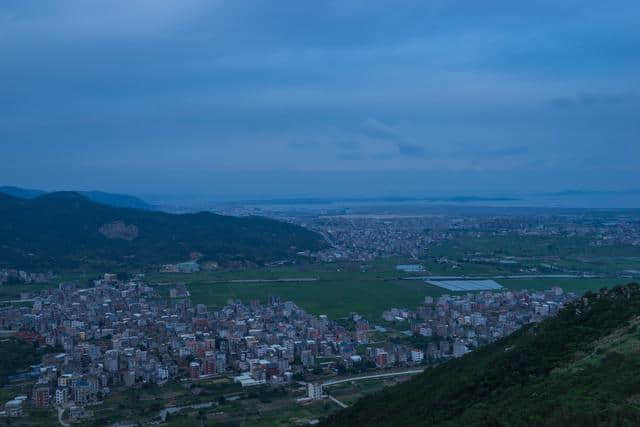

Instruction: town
[211,204,640,264]
[0,272,576,423]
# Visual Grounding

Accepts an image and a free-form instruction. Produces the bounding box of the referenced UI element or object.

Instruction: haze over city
[2,1,639,199]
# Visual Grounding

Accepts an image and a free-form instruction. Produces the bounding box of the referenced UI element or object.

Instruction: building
[4,400,24,417]
[32,386,50,408]
[176,261,200,273]
[55,388,68,405]
[453,340,469,358]
[105,350,119,373]
[307,382,323,400]
[122,370,136,387]
[396,264,425,273]
[215,352,226,373]
[203,352,216,375]
[58,373,73,387]
[411,349,424,363]
[301,350,314,367]
[375,349,388,368]
[189,361,200,379]
[73,381,91,405]
[157,367,169,384]
[103,273,117,283]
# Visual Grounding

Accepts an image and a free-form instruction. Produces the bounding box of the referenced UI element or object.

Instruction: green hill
[323,284,640,427]
[0,192,326,270]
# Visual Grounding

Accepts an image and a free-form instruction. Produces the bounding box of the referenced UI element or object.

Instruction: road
[326,394,349,408]
[57,407,70,427]
[322,369,424,386]
[404,274,599,281]
[225,278,318,283]
[158,402,214,422]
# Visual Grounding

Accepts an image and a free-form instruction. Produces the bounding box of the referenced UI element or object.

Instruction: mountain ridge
[0,186,155,210]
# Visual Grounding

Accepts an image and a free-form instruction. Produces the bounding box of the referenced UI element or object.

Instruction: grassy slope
[322,284,640,427]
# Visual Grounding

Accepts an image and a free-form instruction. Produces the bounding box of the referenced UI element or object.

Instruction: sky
[1,0,639,199]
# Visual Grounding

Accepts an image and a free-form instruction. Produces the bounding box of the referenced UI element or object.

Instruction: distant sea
[461,193,640,209]
[150,191,640,212]
[246,193,640,210]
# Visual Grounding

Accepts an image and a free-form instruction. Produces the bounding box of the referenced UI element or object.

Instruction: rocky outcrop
[99,221,139,241]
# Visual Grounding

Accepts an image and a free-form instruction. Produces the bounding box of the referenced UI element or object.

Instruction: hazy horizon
[4,181,640,210]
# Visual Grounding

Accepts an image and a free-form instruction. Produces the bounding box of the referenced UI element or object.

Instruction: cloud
[396,142,425,157]
[550,92,635,109]
[337,151,364,161]
[288,139,315,150]
[359,119,426,158]
[492,146,528,156]
[360,118,403,141]
[1,0,639,194]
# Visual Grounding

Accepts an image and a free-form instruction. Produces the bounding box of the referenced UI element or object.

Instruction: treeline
[0,337,61,384]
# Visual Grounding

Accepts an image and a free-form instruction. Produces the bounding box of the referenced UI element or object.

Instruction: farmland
[149,261,631,321]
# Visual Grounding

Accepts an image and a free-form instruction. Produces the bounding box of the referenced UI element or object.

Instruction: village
[0,273,576,423]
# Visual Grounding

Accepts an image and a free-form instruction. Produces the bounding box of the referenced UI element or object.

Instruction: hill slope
[0,192,326,270]
[0,186,154,210]
[323,284,640,427]
[77,190,154,210]
[0,186,47,199]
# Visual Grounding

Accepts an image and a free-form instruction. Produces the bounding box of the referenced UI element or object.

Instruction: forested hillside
[0,192,326,270]
[323,284,640,427]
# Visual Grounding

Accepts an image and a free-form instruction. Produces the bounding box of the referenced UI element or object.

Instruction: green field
[152,263,632,320]
[0,283,58,301]
[325,378,392,406]
[425,234,640,276]
[4,233,637,321]
[159,275,442,320]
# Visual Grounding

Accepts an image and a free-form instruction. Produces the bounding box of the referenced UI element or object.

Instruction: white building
[55,388,68,405]
[4,400,23,417]
[453,340,469,358]
[58,374,73,387]
[105,350,119,373]
[419,326,433,337]
[411,349,424,363]
[157,367,169,383]
[307,382,323,400]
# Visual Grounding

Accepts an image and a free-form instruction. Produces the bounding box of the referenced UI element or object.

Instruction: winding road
[322,369,424,387]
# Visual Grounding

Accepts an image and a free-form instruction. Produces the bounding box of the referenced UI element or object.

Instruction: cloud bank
[1,0,638,197]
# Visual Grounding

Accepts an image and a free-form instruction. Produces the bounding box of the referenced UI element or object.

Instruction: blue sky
[1,1,639,198]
